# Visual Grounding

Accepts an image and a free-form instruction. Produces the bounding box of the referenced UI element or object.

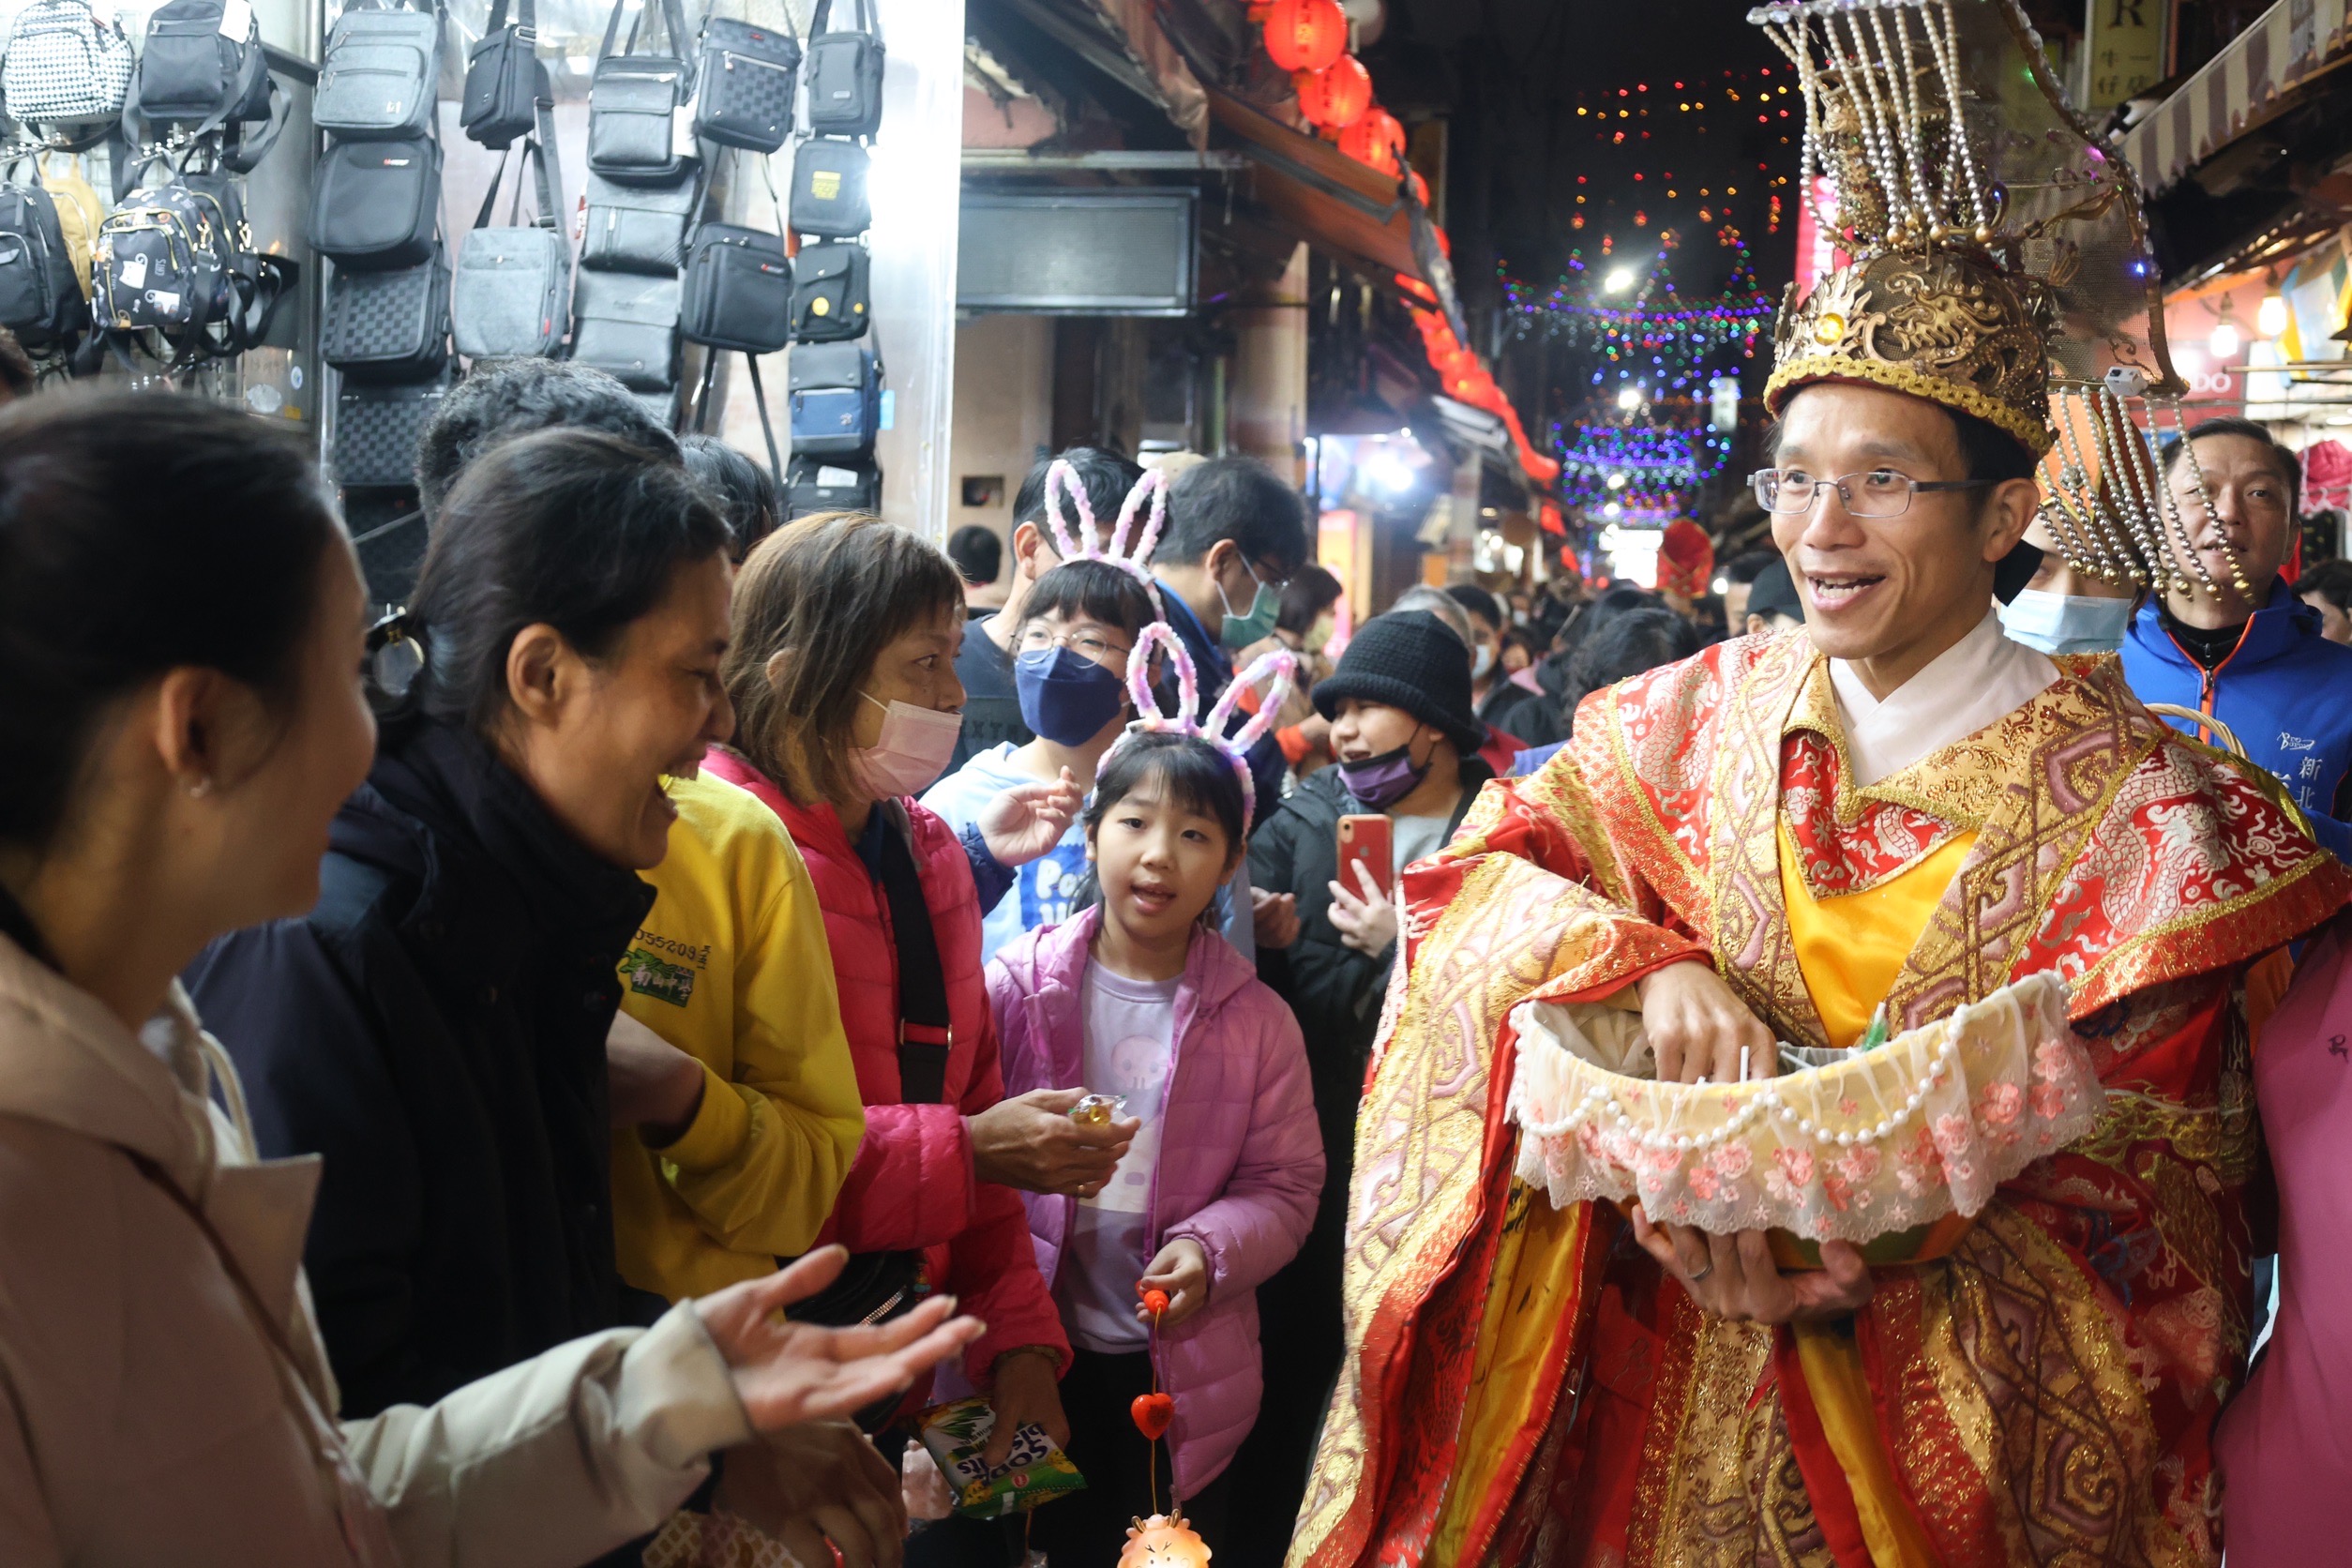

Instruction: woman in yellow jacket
[608,767,868,1301]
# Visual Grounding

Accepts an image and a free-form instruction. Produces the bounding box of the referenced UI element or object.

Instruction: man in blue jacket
[2120,415,2352,859]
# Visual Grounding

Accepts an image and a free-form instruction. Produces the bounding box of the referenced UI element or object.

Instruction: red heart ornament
[1141,1289,1171,1318]
[1130,1391,1174,1440]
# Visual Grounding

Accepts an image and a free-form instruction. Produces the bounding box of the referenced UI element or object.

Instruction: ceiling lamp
[1294,53,1372,128]
[2257,290,2289,339]
[1261,0,1347,74]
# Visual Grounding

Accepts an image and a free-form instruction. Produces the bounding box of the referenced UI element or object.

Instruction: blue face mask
[1016,645,1127,746]
[1217,558,1282,650]
[1997,588,2136,656]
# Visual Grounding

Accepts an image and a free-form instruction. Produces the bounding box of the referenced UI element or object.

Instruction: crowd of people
[8,346,2352,1567]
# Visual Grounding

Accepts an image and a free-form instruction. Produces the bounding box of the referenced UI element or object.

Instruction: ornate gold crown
[1764,245,2055,456]
[1750,0,2247,594]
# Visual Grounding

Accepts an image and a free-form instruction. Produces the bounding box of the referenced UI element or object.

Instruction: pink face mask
[851,691,963,799]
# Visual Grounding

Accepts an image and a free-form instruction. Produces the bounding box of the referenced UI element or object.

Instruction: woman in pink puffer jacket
[988,729,1323,1553]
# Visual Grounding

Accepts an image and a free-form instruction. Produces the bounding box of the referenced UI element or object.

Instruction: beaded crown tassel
[1751,0,2246,597]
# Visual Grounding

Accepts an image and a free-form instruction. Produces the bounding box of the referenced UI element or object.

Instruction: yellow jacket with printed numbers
[612,770,865,1301]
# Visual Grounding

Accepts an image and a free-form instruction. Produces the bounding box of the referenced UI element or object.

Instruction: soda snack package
[915,1395,1088,1518]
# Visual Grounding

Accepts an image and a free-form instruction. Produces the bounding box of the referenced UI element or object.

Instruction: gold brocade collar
[1778,653,2006,835]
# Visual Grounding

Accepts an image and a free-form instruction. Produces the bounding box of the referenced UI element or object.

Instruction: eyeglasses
[1750,468,1993,519]
[1017,625,1132,663]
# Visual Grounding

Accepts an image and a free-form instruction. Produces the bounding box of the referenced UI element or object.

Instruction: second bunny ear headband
[1043,460,1169,617]
[1106,622,1296,833]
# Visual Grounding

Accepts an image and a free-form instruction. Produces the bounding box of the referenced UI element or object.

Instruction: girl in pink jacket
[989,727,1324,1556]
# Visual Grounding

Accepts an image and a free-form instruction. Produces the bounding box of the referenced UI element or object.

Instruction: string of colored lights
[1552,419,1736,513]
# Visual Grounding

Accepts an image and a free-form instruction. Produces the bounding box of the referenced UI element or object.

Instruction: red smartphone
[1336,814,1395,902]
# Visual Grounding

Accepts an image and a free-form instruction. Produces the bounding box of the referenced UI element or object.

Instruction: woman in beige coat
[0,391,979,1567]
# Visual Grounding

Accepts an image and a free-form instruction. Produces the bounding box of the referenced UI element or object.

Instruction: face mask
[1216,554,1282,650]
[1016,645,1125,747]
[851,691,963,798]
[1472,644,1497,680]
[1997,589,2135,656]
[1307,615,1336,652]
[1512,609,1530,626]
[1338,738,1431,809]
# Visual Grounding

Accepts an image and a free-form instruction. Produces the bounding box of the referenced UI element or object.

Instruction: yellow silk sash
[1776,826,1977,1050]
[1779,824,1969,1565]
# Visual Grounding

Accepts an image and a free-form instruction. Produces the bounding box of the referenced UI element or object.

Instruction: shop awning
[1205,86,1419,281]
[2120,0,2352,195]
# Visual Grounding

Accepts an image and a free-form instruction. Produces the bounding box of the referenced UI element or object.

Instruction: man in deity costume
[1284,5,2352,1566]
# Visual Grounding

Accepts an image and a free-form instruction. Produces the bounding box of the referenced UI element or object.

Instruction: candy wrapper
[914,1395,1087,1518]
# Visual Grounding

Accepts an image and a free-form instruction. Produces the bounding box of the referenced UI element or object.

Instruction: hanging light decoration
[1338,107,1405,174]
[1260,0,1347,74]
[1295,53,1372,128]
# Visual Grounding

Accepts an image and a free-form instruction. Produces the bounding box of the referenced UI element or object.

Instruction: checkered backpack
[2,0,135,130]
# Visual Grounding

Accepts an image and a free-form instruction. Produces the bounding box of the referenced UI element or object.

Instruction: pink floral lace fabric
[1504,972,2103,1242]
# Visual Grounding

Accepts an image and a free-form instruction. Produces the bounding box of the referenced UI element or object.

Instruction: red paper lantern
[1338,108,1405,174]
[1294,53,1372,128]
[1261,0,1346,73]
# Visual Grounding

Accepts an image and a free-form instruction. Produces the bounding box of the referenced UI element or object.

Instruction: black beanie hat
[1312,610,1485,755]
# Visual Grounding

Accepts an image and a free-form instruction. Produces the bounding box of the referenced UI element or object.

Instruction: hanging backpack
[791,239,867,341]
[580,160,702,275]
[570,268,680,392]
[322,248,450,382]
[788,138,869,237]
[587,0,697,188]
[309,135,442,272]
[41,154,104,300]
[122,0,288,173]
[336,368,452,488]
[460,0,542,149]
[693,13,799,154]
[802,0,882,140]
[0,157,85,352]
[452,104,569,359]
[784,452,880,518]
[787,339,880,458]
[1,0,135,134]
[316,0,444,143]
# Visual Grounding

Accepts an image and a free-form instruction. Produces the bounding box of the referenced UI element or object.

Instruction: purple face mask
[1337,741,1430,809]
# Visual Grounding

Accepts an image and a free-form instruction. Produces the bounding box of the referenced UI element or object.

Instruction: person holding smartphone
[1228,609,1490,1561]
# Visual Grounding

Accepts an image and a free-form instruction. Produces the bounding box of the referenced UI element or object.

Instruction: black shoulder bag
[781,809,955,1429]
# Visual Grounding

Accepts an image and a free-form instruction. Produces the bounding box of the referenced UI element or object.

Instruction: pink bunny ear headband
[1105,621,1296,832]
[1042,460,1169,617]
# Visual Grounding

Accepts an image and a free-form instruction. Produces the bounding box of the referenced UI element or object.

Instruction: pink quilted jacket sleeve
[1165,987,1323,1299]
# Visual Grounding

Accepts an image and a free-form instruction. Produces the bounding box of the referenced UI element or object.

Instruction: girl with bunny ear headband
[1105,622,1296,835]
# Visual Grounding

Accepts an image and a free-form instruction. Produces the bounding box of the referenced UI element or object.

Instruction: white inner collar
[1824,610,2058,788]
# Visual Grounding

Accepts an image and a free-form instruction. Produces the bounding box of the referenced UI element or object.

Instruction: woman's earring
[184,776,214,799]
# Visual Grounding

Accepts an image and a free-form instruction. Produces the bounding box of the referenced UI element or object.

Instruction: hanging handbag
[316,0,443,143]
[336,369,452,488]
[309,135,441,272]
[2,0,135,130]
[692,14,799,154]
[580,160,701,276]
[784,452,881,518]
[787,339,880,458]
[568,268,680,391]
[41,154,104,300]
[802,0,882,140]
[788,137,868,237]
[452,103,568,359]
[790,238,867,341]
[680,153,789,354]
[121,0,288,173]
[323,248,450,382]
[587,0,697,188]
[460,0,542,149]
